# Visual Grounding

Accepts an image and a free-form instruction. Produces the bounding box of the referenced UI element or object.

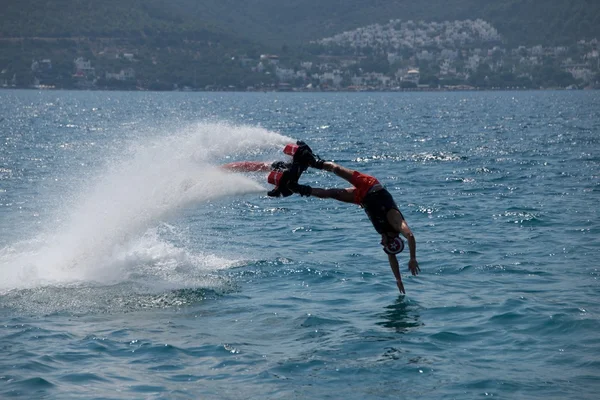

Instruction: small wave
[429,331,468,343]
[59,373,109,383]
[352,151,465,164]
[0,225,244,291]
[411,152,467,162]
[0,227,247,314]
[493,210,545,225]
[2,376,55,398]
[298,314,349,328]
[474,166,502,174]
[415,205,440,218]
[489,311,527,323]
[0,282,232,316]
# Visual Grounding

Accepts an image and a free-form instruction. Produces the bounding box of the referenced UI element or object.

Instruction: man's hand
[396,278,405,294]
[408,258,420,276]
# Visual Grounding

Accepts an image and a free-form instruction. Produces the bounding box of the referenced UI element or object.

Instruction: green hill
[1,1,598,90]
[2,0,599,46]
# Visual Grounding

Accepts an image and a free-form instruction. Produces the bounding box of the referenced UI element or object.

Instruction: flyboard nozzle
[268,170,284,186]
[283,143,299,156]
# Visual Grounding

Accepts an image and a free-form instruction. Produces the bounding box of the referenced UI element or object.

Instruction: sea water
[0,90,598,399]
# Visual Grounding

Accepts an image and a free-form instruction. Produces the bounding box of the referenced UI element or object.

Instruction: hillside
[1,1,598,90]
[2,0,599,46]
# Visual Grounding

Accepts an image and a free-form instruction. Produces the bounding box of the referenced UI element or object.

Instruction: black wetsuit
[361,188,402,235]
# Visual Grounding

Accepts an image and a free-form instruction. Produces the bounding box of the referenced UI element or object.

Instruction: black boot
[289,182,312,197]
[293,141,317,169]
[271,160,291,171]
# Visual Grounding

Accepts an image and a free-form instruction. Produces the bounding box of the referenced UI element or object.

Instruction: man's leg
[320,161,356,184]
[309,187,356,203]
[300,143,357,184]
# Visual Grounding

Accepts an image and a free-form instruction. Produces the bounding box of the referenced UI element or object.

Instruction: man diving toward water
[270,142,420,294]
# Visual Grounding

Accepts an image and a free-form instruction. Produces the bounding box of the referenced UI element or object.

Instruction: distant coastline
[2,1,599,92]
[0,86,595,93]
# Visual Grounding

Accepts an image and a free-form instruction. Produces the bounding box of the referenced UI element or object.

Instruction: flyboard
[266,143,308,197]
[221,142,310,197]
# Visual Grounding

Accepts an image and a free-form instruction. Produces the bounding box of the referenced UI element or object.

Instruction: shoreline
[0,86,596,93]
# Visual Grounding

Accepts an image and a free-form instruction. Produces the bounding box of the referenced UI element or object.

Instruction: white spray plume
[0,122,294,291]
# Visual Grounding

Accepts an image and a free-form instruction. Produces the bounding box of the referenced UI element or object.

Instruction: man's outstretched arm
[399,219,420,276]
[387,252,405,294]
[387,210,420,276]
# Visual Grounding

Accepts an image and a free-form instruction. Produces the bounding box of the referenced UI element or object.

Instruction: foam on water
[0,122,293,294]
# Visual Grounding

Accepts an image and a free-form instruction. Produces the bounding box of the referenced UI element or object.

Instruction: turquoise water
[1,90,599,399]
